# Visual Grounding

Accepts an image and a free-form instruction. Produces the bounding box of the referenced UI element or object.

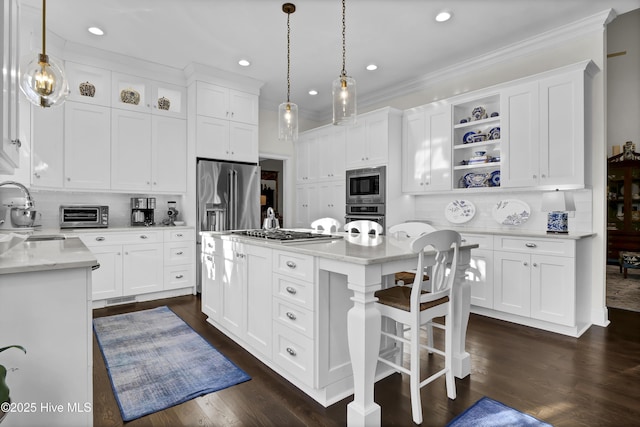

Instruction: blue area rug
[447,397,552,426]
[93,306,250,421]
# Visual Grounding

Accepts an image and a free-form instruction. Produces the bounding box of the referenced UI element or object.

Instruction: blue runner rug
[93,306,250,421]
[447,397,553,426]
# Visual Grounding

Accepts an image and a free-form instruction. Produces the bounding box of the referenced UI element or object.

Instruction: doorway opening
[259,155,291,228]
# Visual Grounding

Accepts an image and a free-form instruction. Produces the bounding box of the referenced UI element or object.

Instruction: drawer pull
[176,233,183,237]
[461,239,467,243]
[286,260,297,269]
[286,312,297,320]
[95,237,105,241]
[286,347,297,357]
[140,235,148,239]
[532,263,538,268]
[175,274,184,279]
[285,286,297,295]
[525,243,537,248]
[176,251,184,255]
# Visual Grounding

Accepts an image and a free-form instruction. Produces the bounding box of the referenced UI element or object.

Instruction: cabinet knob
[10,139,21,148]
[286,347,297,357]
[33,172,40,179]
[525,243,537,248]
[285,286,297,295]
[140,235,148,239]
[533,174,537,179]
[67,177,71,181]
[286,312,297,320]
[176,233,183,237]
[523,262,528,266]
[176,251,183,255]
[95,237,105,241]
[541,174,546,179]
[533,263,538,267]
[125,252,129,255]
[175,274,184,279]
[286,260,297,269]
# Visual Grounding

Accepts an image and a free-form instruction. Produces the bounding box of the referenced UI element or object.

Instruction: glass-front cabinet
[607,152,640,263]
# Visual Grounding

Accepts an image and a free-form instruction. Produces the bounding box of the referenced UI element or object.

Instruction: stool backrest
[344,220,383,236]
[311,217,341,234]
[389,222,436,238]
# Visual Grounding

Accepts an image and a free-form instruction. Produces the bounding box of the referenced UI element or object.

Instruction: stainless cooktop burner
[233,229,342,243]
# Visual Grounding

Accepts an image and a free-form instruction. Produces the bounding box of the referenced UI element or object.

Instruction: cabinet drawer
[79,231,161,246]
[493,235,574,257]
[461,233,493,250]
[164,265,193,290]
[273,273,314,311]
[164,228,195,242]
[273,322,314,387]
[273,297,314,339]
[164,241,194,265]
[273,250,314,281]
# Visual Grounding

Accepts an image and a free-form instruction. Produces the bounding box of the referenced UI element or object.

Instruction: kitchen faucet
[0,181,35,208]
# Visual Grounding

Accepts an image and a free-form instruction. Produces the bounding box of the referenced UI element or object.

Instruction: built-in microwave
[59,205,109,228]
[346,166,386,204]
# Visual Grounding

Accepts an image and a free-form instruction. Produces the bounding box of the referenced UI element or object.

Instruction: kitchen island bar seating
[344,219,383,236]
[311,217,341,234]
[375,230,461,424]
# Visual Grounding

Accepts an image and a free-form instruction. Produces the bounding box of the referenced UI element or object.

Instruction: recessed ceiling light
[238,59,251,67]
[435,11,452,22]
[366,64,378,71]
[308,90,318,96]
[88,26,104,36]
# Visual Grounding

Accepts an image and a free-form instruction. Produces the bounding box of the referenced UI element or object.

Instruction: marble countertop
[0,236,98,275]
[443,227,595,240]
[202,231,479,266]
[0,225,194,236]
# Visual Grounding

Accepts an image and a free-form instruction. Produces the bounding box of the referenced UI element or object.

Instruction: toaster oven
[59,205,109,228]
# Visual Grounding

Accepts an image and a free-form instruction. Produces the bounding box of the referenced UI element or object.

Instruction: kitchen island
[200,230,476,427]
[0,237,96,427]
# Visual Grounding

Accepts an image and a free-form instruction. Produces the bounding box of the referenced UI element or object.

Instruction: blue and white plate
[489,170,500,187]
[463,131,476,144]
[444,200,476,224]
[488,127,501,140]
[463,172,489,188]
[492,199,530,226]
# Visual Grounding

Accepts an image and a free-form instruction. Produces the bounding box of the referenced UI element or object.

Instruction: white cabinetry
[201,234,221,321]
[462,233,494,309]
[492,236,576,327]
[195,81,259,163]
[64,102,111,189]
[345,109,391,168]
[0,0,21,173]
[65,61,111,106]
[163,229,195,290]
[31,105,64,188]
[500,62,593,189]
[402,102,452,193]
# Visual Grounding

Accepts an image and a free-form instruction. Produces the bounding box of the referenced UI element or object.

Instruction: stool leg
[624,267,628,279]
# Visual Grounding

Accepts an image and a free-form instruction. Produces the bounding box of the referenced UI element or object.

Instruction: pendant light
[332,0,356,125]
[20,0,69,108]
[278,3,298,142]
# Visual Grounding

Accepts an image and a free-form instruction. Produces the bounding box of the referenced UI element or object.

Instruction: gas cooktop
[233,229,342,243]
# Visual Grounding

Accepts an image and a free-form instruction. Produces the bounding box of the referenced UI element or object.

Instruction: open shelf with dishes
[452,94,501,189]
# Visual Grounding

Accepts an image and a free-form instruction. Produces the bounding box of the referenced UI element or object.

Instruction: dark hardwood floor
[93,296,640,426]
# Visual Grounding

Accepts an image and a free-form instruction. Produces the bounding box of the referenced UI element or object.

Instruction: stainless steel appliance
[346,166,386,205]
[197,158,261,290]
[59,205,109,228]
[233,229,342,244]
[345,204,385,230]
[131,197,155,226]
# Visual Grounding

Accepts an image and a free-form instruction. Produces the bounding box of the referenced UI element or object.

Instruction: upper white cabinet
[296,125,345,183]
[152,116,188,193]
[196,81,258,125]
[402,102,452,193]
[500,62,593,189]
[64,102,111,189]
[151,81,187,118]
[112,72,151,112]
[0,0,21,173]
[345,109,391,168]
[65,61,112,106]
[31,105,64,188]
[195,81,259,162]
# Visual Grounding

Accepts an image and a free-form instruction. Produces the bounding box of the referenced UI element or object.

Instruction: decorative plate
[463,172,489,188]
[488,126,500,140]
[463,131,476,144]
[489,170,500,187]
[492,199,531,226]
[445,200,476,224]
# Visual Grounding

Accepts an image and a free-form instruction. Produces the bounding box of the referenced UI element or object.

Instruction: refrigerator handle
[230,169,238,230]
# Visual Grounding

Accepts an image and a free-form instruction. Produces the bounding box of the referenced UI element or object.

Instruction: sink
[25,235,67,241]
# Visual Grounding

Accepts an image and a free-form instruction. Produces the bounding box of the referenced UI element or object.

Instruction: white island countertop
[0,237,98,275]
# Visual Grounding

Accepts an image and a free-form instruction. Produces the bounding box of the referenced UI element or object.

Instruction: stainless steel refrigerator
[196,158,260,290]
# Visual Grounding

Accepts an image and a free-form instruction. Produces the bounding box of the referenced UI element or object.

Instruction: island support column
[452,248,472,378]
[346,264,383,427]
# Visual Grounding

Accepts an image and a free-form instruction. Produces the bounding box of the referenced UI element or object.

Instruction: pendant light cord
[341,0,346,78]
[41,0,47,58]
[286,9,291,103]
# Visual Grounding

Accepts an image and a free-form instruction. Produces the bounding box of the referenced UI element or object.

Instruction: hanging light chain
[341,0,347,78]
[286,7,291,103]
[40,0,48,61]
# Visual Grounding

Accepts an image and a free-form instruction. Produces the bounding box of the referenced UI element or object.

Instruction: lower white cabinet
[80,228,195,302]
[462,233,494,309]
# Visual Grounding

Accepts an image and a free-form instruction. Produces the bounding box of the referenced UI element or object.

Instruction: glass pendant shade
[20,54,69,108]
[278,101,298,142]
[332,75,356,125]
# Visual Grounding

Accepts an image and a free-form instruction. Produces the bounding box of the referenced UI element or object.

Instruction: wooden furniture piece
[620,251,640,278]
[344,219,383,236]
[311,217,341,234]
[607,152,640,265]
[375,230,461,424]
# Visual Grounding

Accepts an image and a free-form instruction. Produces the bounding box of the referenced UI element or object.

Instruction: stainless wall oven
[346,166,386,205]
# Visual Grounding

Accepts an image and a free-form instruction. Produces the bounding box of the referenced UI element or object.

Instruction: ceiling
[20,0,640,122]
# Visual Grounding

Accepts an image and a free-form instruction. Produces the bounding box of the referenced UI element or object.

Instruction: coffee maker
[131,197,156,226]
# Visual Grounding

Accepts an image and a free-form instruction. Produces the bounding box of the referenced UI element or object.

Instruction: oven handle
[345,215,384,221]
